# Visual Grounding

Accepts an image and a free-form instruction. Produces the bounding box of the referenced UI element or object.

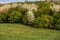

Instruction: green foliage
[37,2,51,15]
[8,11,22,23]
[16,6,28,15]
[0,12,7,23]
[19,7,28,15]
[33,2,51,17]
[23,13,27,24]
[0,2,60,30]
[53,12,60,30]
[53,12,60,19]
[7,5,28,14]
[7,5,28,23]
[37,2,50,8]
[33,15,53,28]
[54,18,60,30]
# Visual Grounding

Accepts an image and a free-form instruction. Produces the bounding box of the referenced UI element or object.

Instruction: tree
[8,11,22,23]
[23,10,35,24]
[33,15,53,28]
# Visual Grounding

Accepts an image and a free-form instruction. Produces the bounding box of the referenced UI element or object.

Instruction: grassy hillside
[0,24,60,40]
[0,1,60,40]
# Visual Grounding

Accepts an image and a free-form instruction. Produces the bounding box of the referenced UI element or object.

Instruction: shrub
[8,11,22,23]
[33,2,51,17]
[7,5,28,14]
[7,6,28,23]
[53,12,60,19]
[0,12,7,23]
[37,2,51,15]
[20,8,28,15]
[54,18,60,30]
[15,6,28,15]
[33,15,53,28]
[53,12,60,30]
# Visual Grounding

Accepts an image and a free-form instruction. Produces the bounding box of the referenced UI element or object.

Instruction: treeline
[0,2,60,30]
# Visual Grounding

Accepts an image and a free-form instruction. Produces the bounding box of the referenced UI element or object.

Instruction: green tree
[0,12,7,23]
[8,11,22,23]
[53,11,60,29]
[54,18,60,30]
[33,15,53,28]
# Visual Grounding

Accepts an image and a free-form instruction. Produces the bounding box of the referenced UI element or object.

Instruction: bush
[7,6,28,23]
[8,11,22,23]
[19,7,28,15]
[37,2,51,15]
[0,5,28,23]
[53,12,60,19]
[53,12,60,30]
[33,2,51,17]
[0,12,7,23]
[54,18,60,30]
[7,5,28,14]
[33,15,53,28]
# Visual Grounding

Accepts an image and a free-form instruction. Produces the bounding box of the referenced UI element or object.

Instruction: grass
[0,24,60,40]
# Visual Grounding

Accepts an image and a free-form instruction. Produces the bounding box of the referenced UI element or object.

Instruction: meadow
[0,24,60,40]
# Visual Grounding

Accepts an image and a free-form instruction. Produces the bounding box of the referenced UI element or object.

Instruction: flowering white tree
[26,10,35,24]
[23,10,35,24]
